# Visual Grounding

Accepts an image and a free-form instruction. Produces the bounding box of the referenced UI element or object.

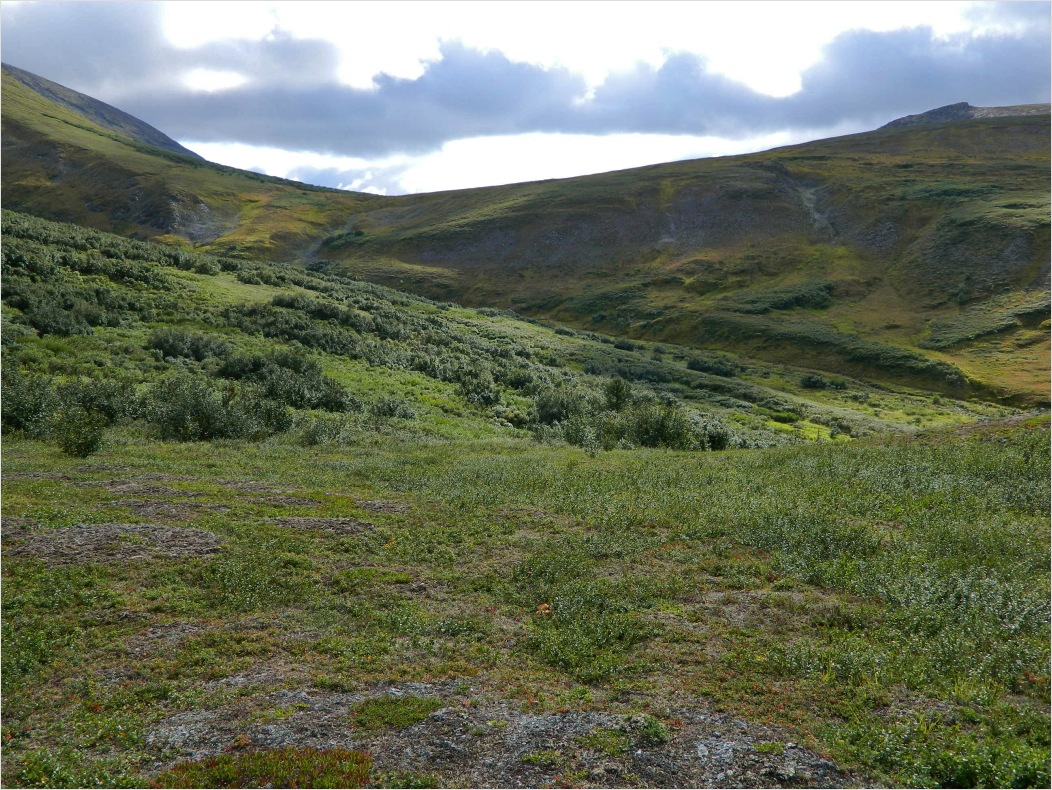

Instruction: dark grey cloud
[112,42,587,156]
[2,1,1049,160]
[787,24,1052,128]
[1,2,170,96]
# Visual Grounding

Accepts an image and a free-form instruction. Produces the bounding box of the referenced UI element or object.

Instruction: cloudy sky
[2,1,1049,194]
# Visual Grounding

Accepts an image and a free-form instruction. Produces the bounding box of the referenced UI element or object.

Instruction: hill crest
[882,101,1050,128]
[1,62,203,160]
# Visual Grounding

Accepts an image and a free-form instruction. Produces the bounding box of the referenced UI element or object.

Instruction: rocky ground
[145,679,866,788]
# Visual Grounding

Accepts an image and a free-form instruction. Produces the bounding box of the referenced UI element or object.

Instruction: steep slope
[1,68,379,258]
[2,62,204,160]
[2,67,1048,403]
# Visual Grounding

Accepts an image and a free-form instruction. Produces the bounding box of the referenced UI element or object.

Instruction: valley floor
[2,417,1049,788]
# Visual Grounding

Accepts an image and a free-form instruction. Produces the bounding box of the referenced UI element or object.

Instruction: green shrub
[627,401,700,450]
[51,405,106,457]
[56,378,134,425]
[721,280,834,314]
[1,365,58,436]
[24,303,93,336]
[370,397,416,420]
[603,377,634,411]
[686,357,738,377]
[628,713,670,745]
[524,579,652,680]
[578,728,630,756]
[141,376,268,441]
[216,351,357,412]
[533,382,593,424]
[456,368,501,406]
[148,329,227,362]
[297,413,354,446]
[801,374,828,389]
[512,552,653,680]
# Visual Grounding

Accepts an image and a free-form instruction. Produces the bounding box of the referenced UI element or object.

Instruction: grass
[2,414,1047,786]
[1,213,1048,787]
[349,696,446,731]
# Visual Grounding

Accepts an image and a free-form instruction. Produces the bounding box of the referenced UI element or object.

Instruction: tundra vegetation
[2,63,1050,790]
[2,211,1048,788]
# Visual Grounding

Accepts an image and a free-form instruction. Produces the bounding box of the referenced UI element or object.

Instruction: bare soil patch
[2,471,71,481]
[2,522,221,564]
[254,496,324,507]
[73,480,203,498]
[358,500,409,514]
[145,681,862,787]
[108,500,230,521]
[270,517,376,535]
[125,621,217,658]
[1,516,41,530]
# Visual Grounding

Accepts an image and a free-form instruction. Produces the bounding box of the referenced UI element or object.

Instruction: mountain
[1,65,377,256]
[2,65,1049,404]
[1,62,203,160]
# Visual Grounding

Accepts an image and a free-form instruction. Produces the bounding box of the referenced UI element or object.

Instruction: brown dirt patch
[2,522,222,564]
[271,517,376,535]
[254,496,324,507]
[125,621,216,658]
[1,516,41,530]
[132,473,200,482]
[108,500,230,521]
[73,480,203,497]
[2,471,72,481]
[358,500,409,514]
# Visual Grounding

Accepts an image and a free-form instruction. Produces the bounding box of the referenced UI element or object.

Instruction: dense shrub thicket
[1,210,815,454]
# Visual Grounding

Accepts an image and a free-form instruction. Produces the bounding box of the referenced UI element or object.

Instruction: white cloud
[160,1,986,97]
[181,123,872,196]
[183,68,247,93]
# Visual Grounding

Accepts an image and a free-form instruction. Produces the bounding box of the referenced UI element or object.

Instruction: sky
[2,1,1049,195]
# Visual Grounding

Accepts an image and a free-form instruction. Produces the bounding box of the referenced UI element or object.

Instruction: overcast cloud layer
[2,1,1049,192]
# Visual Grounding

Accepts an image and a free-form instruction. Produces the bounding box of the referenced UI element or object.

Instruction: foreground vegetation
[2,210,1049,787]
[3,416,1048,787]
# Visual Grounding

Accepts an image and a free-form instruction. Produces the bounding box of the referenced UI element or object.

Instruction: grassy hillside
[314,116,1049,404]
[2,211,1049,788]
[0,72,379,259]
[3,70,1048,402]
[2,63,204,160]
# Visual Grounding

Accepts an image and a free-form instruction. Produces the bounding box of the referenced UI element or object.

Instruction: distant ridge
[1,62,203,159]
[882,101,1051,128]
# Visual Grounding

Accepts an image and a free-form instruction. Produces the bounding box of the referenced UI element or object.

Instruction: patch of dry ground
[145,681,864,788]
[358,500,409,514]
[109,500,230,520]
[270,517,377,535]
[1,522,221,564]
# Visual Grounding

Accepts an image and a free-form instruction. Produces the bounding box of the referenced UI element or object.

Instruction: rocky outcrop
[882,102,1050,128]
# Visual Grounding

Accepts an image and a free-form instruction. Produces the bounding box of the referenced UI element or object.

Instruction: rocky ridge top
[882,101,1050,128]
